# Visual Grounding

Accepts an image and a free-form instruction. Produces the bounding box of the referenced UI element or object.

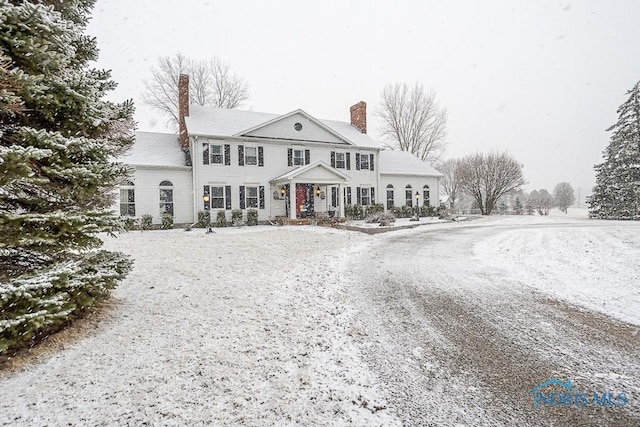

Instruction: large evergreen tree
[589,79,640,219]
[0,1,134,354]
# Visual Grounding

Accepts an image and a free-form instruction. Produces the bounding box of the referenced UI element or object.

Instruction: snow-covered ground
[1,211,638,425]
[475,209,640,326]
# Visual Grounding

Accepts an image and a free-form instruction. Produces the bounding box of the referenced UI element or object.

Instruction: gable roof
[379,150,443,177]
[184,105,384,149]
[270,161,351,184]
[119,132,189,168]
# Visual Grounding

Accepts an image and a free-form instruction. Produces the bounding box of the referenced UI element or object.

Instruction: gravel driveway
[345,217,640,426]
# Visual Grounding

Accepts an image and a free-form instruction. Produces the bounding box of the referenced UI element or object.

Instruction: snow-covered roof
[120,132,189,168]
[185,105,384,149]
[379,150,443,177]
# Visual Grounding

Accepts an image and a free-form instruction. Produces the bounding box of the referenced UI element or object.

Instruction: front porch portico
[270,161,350,219]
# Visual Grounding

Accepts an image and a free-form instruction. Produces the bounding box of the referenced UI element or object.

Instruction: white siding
[244,113,346,144]
[116,167,193,224]
[193,138,378,220]
[380,175,440,210]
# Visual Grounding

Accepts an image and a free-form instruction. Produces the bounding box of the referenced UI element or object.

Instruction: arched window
[386,184,394,210]
[405,185,413,206]
[159,180,174,216]
[119,180,135,216]
[423,185,430,206]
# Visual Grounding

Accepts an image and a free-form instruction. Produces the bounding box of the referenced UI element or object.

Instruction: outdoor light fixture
[280,187,286,196]
[316,186,321,197]
[415,191,420,221]
[202,194,213,234]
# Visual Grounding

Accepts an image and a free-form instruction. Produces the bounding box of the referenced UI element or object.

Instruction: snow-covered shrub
[365,212,396,226]
[391,206,403,218]
[247,209,258,226]
[120,216,137,231]
[231,210,244,226]
[197,211,208,228]
[437,204,448,218]
[420,205,437,217]
[344,204,355,219]
[365,203,384,216]
[161,214,173,229]
[139,214,153,230]
[352,204,364,220]
[215,211,227,227]
[401,205,415,218]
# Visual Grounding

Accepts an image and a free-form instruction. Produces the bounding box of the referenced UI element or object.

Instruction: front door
[295,184,314,217]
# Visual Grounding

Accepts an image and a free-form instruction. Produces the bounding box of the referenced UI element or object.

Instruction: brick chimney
[350,101,367,134]
[178,74,190,148]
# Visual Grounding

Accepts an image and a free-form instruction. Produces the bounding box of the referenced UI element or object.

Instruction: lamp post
[415,191,420,220]
[202,194,213,233]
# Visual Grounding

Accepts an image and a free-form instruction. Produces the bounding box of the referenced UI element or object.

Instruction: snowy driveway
[346,214,640,425]
[1,213,638,425]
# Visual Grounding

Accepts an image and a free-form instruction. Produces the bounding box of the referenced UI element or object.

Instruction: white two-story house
[117,74,442,224]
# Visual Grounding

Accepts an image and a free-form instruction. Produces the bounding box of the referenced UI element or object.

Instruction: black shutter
[238,145,244,166]
[347,187,352,205]
[304,149,310,165]
[355,153,360,170]
[258,147,264,167]
[330,151,336,168]
[203,185,210,210]
[225,185,231,210]
[370,154,374,171]
[332,187,338,207]
[346,153,351,170]
[259,186,265,209]
[239,186,245,209]
[356,187,362,205]
[371,187,375,204]
[288,148,293,166]
[224,144,230,166]
[203,143,209,165]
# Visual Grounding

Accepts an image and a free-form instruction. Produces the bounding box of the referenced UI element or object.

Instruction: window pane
[360,155,369,169]
[160,189,173,202]
[245,147,257,165]
[247,187,258,198]
[160,203,174,215]
[335,153,345,168]
[211,186,224,208]
[211,145,223,163]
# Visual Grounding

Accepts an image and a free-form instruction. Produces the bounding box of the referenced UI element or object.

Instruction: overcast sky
[86,0,640,193]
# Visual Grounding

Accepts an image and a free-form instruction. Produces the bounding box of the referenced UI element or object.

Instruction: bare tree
[537,189,554,215]
[458,151,526,215]
[553,182,576,213]
[376,82,447,163]
[528,189,554,215]
[437,158,462,210]
[142,53,249,127]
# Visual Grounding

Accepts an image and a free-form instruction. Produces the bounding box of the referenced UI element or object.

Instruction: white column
[338,183,345,218]
[289,181,296,219]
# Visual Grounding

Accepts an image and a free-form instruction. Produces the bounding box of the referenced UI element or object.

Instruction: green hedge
[247,209,258,226]
[215,211,227,227]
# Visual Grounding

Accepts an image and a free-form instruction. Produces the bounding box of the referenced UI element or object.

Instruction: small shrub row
[345,203,385,220]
